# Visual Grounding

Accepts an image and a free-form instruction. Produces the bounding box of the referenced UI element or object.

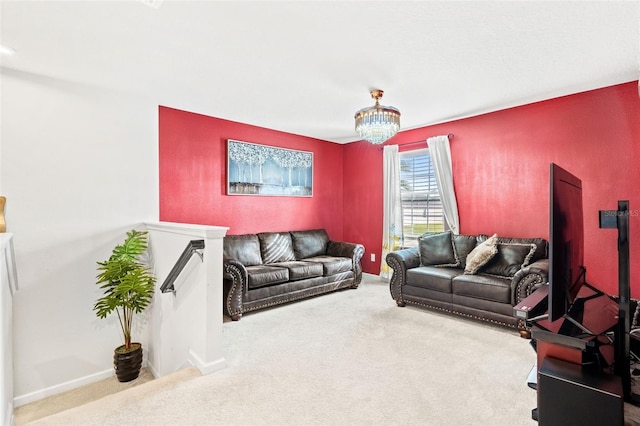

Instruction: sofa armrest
[327,240,362,258]
[386,248,421,269]
[223,258,248,320]
[511,258,549,306]
[327,241,365,287]
[385,247,420,303]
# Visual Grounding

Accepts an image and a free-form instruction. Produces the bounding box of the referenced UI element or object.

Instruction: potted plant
[93,229,156,382]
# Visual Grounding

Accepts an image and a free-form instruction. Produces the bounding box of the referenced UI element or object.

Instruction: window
[400,148,445,247]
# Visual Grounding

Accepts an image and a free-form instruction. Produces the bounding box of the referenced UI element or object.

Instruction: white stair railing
[144,222,228,378]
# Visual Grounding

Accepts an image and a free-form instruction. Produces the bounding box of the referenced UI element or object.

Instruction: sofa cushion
[406,266,461,293]
[223,234,263,266]
[245,265,289,289]
[452,234,478,270]
[452,273,511,304]
[483,243,537,277]
[418,231,457,267]
[464,234,498,274]
[303,255,352,276]
[497,237,548,263]
[291,229,330,259]
[258,232,296,264]
[269,261,323,281]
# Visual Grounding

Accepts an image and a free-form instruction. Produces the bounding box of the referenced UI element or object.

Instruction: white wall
[1,68,159,403]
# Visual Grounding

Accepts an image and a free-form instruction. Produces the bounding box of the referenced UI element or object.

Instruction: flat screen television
[548,163,587,322]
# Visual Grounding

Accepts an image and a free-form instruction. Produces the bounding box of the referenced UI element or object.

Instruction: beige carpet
[25,274,541,425]
[14,368,156,424]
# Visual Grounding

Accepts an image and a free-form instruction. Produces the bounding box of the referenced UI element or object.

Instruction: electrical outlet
[371,253,376,262]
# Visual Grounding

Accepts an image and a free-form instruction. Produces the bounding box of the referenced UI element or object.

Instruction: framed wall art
[227,139,313,197]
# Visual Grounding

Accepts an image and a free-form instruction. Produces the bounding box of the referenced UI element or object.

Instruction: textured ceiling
[1,0,639,143]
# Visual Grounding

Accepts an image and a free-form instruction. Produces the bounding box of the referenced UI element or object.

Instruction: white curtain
[427,135,460,234]
[380,145,403,280]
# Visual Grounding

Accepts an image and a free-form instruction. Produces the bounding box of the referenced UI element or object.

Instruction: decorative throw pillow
[522,243,538,268]
[452,234,478,270]
[495,237,548,263]
[258,232,296,264]
[223,234,263,266]
[464,233,499,274]
[418,231,457,267]
[291,229,330,259]
[483,243,538,277]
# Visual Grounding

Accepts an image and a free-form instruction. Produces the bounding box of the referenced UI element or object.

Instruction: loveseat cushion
[224,234,263,266]
[452,234,478,270]
[304,255,352,276]
[291,229,330,259]
[258,232,296,264]
[464,234,498,274]
[245,265,289,289]
[269,261,323,281]
[483,242,537,277]
[452,273,511,304]
[418,231,457,267]
[406,266,461,293]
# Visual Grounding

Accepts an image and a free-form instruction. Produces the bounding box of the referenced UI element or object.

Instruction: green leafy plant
[94,229,156,352]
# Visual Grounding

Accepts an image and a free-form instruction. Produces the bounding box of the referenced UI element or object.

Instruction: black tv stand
[532,284,619,365]
[523,199,632,424]
[559,282,612,337]
[537,356,624,425]
[529,287,624,425]
[599,200,631,400]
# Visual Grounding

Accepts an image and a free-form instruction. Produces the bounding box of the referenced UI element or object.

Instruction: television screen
[548,163,586,322]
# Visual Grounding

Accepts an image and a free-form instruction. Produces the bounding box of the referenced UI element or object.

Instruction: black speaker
[538,357,623,425]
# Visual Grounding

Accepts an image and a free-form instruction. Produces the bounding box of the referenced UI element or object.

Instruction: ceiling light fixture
[354,89,401,144]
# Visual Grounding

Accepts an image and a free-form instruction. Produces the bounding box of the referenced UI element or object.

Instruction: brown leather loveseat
[223,229,365,320]
[386,231,549,335]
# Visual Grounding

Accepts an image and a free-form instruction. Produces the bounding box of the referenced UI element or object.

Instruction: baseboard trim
[13,368,114,407]
[146,361,161,380]
[188,350,226,375]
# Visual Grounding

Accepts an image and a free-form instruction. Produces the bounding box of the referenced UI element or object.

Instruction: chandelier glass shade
[354,89,401,144]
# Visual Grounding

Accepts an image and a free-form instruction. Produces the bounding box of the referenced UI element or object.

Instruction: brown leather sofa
[386,231,549,335]
[223,229,365,320]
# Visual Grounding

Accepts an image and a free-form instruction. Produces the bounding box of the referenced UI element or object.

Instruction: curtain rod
[377,133,454,150]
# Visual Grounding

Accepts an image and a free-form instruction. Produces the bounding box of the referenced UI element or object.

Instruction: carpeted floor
[23,274,542,425]
[14,368,156,424]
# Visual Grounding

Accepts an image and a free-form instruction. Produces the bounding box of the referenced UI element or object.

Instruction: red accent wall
[343,82,639,297]
[160,82,639,297]
[159,106,345,238]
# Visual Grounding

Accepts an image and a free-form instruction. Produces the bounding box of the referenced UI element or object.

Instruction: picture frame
[227,139,313,197]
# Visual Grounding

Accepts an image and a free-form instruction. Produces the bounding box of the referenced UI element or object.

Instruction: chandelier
[354,89,401,144]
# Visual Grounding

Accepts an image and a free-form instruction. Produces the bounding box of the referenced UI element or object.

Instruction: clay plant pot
[113,342,143,383]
